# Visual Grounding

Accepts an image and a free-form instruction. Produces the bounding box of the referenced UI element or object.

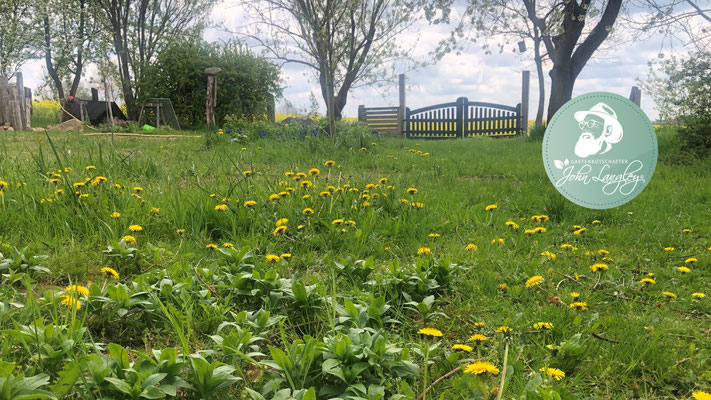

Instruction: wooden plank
[521,71,530,135]
[24,88,31,129]
[0,75,7,125]
[15,72,26,130]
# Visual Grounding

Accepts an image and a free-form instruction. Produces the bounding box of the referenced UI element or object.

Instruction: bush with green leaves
[139,40,281,128]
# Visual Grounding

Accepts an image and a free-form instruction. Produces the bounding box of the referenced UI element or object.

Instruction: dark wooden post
[521,70,530,136]
[91,88,99,101]
[404,107,410,138]
[456,97,466,138]
[629,86,641,107]
[0,75,7,125]
[358,105,365,122]
[204,67,221,127]
[398,74,406,137]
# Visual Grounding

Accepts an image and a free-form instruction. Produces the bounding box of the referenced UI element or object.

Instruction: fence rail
[358,105,401,136]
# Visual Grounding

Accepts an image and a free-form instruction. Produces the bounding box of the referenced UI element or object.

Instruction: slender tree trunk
[113,32,136,119]
[533,29,545,128]
[43,16,65,100]
[68,0,86,97]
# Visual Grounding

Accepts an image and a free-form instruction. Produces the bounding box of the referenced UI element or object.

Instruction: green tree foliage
[0,0,41,76]
[139,40,282,129]
[644,51,711,158]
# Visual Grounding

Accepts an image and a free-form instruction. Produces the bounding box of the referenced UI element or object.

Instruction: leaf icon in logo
[554,160,564,169]
[564,159,570,166]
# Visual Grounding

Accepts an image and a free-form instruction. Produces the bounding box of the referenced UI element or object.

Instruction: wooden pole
[0,75,7,126]
[521,70,530,136]
[24,88,32,129]
[398,74,406,137]
[15,72,26,130]
[204,67,221,128]
[104,80,114,126]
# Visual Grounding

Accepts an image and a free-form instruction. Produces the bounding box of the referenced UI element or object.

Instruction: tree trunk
[533,30,545,128]
[113,32,136,119]
[68,0,86,98]
[547,63,576,122]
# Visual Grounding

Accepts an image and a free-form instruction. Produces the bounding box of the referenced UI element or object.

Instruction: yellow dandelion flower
[122,235,137,244]
[128,224,142,232]
[677,266,691,273]
[302,208,314,215]
[463,361,499,375]
[273,225,287,236]
[505,220,519,229]
[285,171,295,177]
[592,219,601,224]
[662,291,677,300]
[320,191,330,197]
[206,243,218,250]
[276,218,289,227]
[664,247,675,251]
[133,186,143,192]
[244,200,256,207]
[280,253,291,260]
[472,322,485,328]
[223,242,234,248]
[598,249,609,256]
[682,228,692,233]
[406,188,418,195]
[570,292,580,299]
[85,165,96,170]
[465,243,478,251]
[265,254,280,262]
[640,278,656,285]
[468,333,488,342]
[525,275,544,288]
[60,296,81,310]
[533,322,553,330]
[324,160,335,167]
[417,327,443,337]
[492,238,504,244]
[685,257,697,264]
[65,285,90,296]
[242,170,252,177]
[278,191,288,197]
[692,391,711,400]
[417,247,431,255]
[100,267,119,279]
[411,202,424,209]
[176,229,185,235]
[495,326,512,333]
[533,226,547,233]
[691,292,705,299]
[429,233,440,238]
[560,243,577,251]
[300,180,313,188]
[541,251,556,260]
[308,168,320,176]
[590,263,609,272]
[214,204,228,212]
[524,229,536,235]
[540,367,565,381]
[569,302,588,310]
[485,204,497,211]
[498,283,508,291]
[332,219,344,225]
[54,189,65,196]
[379,177,388,184]
[452,344,473,352]
[268,193,280,201]
[574,227,587,235]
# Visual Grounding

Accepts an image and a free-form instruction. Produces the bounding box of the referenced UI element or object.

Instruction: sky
[17,1,702,122]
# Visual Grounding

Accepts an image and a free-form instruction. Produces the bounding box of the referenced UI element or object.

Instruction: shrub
[139,40,281,129]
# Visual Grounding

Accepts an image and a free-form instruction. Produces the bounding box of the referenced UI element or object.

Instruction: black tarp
[67,100,127,126]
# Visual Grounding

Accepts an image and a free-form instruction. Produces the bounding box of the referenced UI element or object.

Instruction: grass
[0,127,710,399]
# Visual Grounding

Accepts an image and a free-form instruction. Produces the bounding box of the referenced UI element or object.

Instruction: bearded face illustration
[573,103,623,158]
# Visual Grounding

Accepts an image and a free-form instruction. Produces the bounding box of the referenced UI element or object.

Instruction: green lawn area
[0,129,709,399]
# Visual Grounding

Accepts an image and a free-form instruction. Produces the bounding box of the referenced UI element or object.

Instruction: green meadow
[0,128,709,399]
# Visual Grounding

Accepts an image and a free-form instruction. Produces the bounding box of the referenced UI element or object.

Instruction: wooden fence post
[0,75,7,125]
[456,97,466,138]
[16,72,26,130]
[24,88,32,129]
[358,105,365,122]
[629,86,641,107]
[398,74,406,137]
[204,67,221,128]
[521,70,530,136]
